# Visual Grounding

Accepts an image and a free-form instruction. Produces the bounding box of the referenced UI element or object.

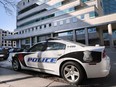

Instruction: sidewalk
[0,60,12,69]
[0,60,77,87]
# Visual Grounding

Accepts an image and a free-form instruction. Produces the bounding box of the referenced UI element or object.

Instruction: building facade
[0,29,16,48]
[5,0,116,49]
[102,0,116,15]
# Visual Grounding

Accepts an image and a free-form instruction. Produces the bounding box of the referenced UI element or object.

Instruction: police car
[12,38,110,85]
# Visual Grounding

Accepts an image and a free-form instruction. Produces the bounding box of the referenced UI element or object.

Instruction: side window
[46,42,66,50]
[29,43,45,52]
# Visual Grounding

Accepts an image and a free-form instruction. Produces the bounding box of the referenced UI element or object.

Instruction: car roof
[34,38,86,47]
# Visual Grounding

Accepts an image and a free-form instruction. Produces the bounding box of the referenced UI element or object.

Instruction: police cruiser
[11,38,110,85]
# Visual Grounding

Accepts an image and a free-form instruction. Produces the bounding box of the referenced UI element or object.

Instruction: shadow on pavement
[18,66,116,87]
[0,76,34,84]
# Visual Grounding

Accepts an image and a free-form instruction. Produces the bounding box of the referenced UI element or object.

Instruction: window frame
[46,42,66,51]
[28,42,46,52]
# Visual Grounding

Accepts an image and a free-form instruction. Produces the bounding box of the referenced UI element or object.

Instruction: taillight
[103,50,106,58]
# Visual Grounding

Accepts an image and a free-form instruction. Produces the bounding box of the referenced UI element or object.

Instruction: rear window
[64,40,86,47]
[76,42,87,47]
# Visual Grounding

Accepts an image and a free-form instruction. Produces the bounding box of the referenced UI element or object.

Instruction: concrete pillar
[108,24,114,48]
[35,36,37,44]
[99,29,104,45]
[30,37,32,47]
[85,28,89,45]
[51,33,54,38]
[73,30,76,42]
[19,40,21,48]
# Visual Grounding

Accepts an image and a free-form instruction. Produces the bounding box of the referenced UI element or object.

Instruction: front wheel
[61,61,84,85]
[12,59,21,71]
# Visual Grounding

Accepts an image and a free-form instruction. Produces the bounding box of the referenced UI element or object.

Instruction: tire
[61,61,84,85]
[12,59,21,71]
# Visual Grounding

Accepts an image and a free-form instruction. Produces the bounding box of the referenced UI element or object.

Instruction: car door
[24,42,46,68]
[40,41,66,71]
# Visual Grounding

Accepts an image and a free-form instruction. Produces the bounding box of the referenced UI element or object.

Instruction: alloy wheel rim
[63,65,80,83]
[13,60,18,70]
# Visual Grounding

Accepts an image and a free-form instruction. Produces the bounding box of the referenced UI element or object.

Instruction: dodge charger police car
[11,38,110,85]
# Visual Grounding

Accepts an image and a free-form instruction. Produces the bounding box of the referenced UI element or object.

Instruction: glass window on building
[19,31,21,34]
[65,18,70,23]
[37,26,39,29]
[22,30,24,34]
[25,38,30,44]
[113,30,116,46]
[49,23,52,27]
[47,2,62,10]
[18,3,39,15]
[32,37,35,44]
[40,25,42,29]
[88,27,96,33]
[32,27,34,31]
[82,0,91,2]
[54,22,58,26]
[17,14,54,28]
[76,29,85,35]
[89,11,98,18]
[37,35,51,42]
[59,20,63,25]
[25,29,27,33]
[103,30,109,40]
[54,2,62,8]
[57,31,73,41]
[44,24,46,28]
[103,30,109,46]
[102,0,116,15]
[55,11,64,16]
[28,28,30,32]
[72,17,78,22]
[112,30,116,39]
[80,14,84,19]
[23,2,25,5]
[35,26,38,30]
[58,31,73,37]
[76,29,85,44]
[55,7,75,16]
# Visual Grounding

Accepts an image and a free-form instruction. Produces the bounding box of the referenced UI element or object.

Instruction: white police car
[12,38,110,85]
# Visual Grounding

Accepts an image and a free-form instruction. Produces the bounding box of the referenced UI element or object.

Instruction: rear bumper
[85,55,110,78]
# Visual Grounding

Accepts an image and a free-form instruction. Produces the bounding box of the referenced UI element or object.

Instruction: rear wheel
[61,61,84,85]
[12,59,21,71]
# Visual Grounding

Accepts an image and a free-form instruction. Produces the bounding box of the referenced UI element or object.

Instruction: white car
[11,38,110,85]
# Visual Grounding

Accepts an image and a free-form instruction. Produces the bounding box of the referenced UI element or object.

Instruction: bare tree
[0,0,16,15]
